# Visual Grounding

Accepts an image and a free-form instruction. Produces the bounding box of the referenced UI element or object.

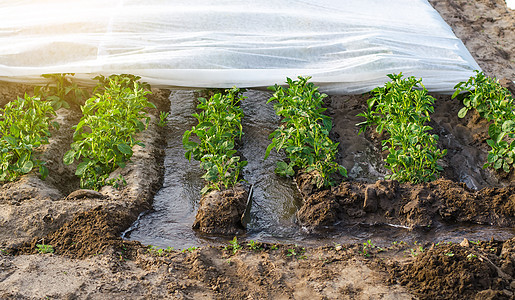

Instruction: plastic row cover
[0,0,480,94]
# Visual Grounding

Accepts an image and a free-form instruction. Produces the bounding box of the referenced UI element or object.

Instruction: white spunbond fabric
[0,0,480,94]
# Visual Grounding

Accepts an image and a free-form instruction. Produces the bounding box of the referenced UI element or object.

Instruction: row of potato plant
[64,75,155,190]
[357,73,447,183]
[183,87,248,194]
[0,94,57,182]
[265,76,346,188]
[453,71,515,173]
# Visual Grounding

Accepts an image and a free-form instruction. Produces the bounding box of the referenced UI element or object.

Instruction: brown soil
[0,0,514,299]
[297,178,515,229]
[192,184,248,235]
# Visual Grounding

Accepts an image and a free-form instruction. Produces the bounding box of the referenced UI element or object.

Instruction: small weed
[147,245,174,256]
[270,244,278,250]
[334,243,343,251]
[408,246,424,257]
[286,248,297,257]
[247,240,262,251]
[224,237,241,255]
[444,251,455,257]
[286,246,307,259]
[36,244,54,254]
[467,253,477,260]
[180,247,198,253]
[360,240,377,257]
[158,111,169,127]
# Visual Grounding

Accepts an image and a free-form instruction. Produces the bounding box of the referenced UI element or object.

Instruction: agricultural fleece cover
[0,0,480,93]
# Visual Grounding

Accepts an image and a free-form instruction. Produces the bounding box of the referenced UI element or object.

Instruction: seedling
[361,239,378,257]
[467,253,477,260]
[180,247,198,253]
[158,111,170,127]
[334,243,343,251]
[247,240,262,251]
[224,237,242,255]
[286,246,307,259]
[444,251,455,257]
[36,244,54,254]
[286,248,297,257]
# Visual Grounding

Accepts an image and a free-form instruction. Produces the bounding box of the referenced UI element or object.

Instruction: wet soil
[0,0,514,299]
[192,184,248,235]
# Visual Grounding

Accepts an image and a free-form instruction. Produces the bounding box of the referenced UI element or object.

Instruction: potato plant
[0,94,57,182]
[357,73,446,183]
[34,73,88,110]
[453,71,515,172]
[64,75,155,190]
[183,88,247,194]
[265,76,346,188]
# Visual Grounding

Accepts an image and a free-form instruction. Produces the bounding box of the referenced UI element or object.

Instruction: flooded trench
[123,90,514,250]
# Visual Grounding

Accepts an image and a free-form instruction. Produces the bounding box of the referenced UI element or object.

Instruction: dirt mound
[393,239,515,299]
[20,205,135,259]
[192,184,248,235]
[297,179,515,229]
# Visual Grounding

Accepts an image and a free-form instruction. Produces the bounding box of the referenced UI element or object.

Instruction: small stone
[460,238,470,247]
[510,281,515,289]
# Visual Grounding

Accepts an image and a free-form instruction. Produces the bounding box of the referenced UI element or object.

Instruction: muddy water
[124,90,514,250]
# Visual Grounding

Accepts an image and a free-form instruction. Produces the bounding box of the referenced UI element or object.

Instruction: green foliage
[183,87,247,194]
[453,71,515,172]
[357,73,446,183]
[147,245,175,256]
[286,246,307,259]
[34,73,88,110]
[0,94,57,182]
[36,243,54,254]
[93,74,151,94]
[180,246,198,253]
[246,240,263,251]
[224,236,242,255]
[64,74,155,190]
[158,111,169,127]
[266,76,347,188]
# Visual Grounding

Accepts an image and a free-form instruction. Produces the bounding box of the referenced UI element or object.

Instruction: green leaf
[20,160,34,174]
[502,120,515,133]
[63,150,76,165]
[117,143,133,155]
[3,136,17,146]
[39,165,49,179]
[275,161,294,177]
[76,161,90,176]
[264,143,275,160]
[457,107,468,118]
